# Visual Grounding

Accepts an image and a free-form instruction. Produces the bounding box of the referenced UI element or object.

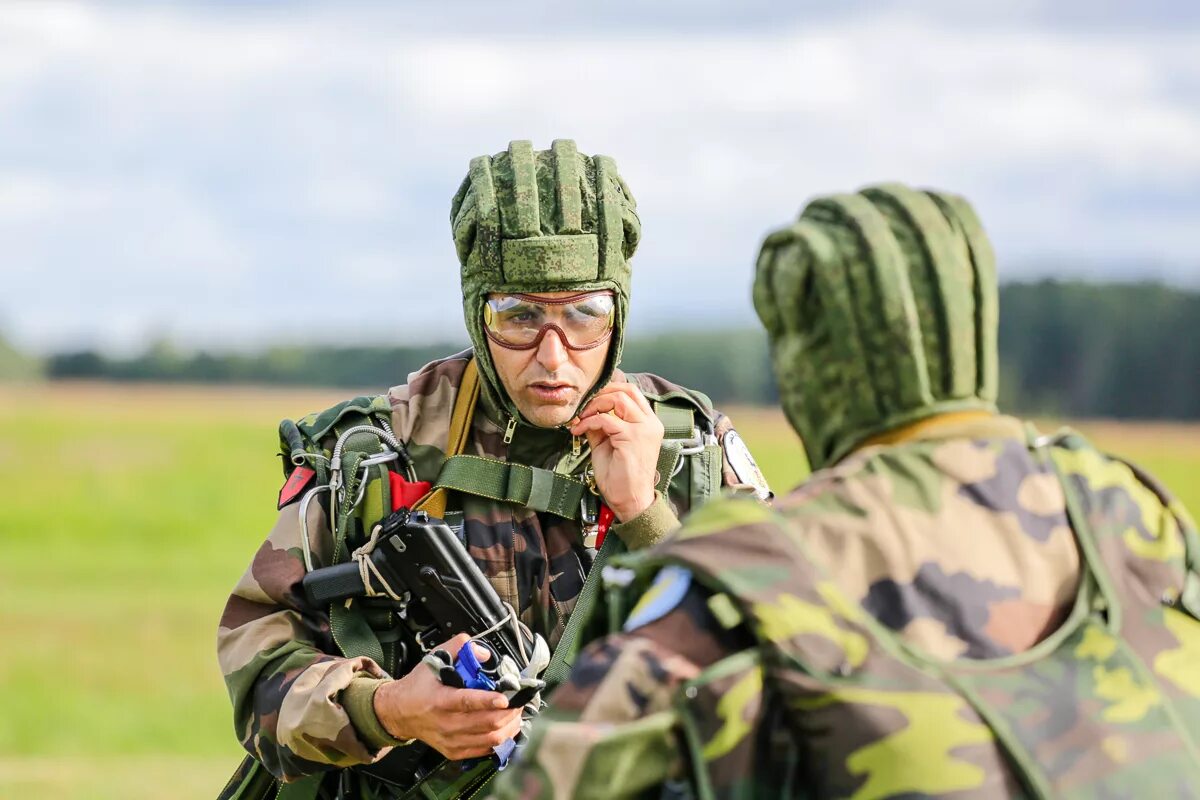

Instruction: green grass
[1,383,1198,798]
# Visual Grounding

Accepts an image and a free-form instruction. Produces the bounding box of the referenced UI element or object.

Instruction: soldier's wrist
[610,488,656,523]
[611,491,679,550]
[344,676,413,750]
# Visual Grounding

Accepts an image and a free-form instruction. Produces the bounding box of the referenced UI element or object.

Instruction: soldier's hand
[569,381,663,521]
[373,633,523,761]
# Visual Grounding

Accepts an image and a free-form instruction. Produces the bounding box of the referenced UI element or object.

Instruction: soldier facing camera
[216,140,769,800]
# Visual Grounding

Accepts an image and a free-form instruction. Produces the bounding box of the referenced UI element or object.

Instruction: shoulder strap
[654,399,724,510]
[653,401,696,494]
[412,358,480,518]
[543,531,625,686]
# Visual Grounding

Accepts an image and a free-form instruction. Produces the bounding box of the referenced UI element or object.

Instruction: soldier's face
[487,291,612,428]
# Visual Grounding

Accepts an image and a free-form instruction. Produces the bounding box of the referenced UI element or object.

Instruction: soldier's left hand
[569,381,663,521]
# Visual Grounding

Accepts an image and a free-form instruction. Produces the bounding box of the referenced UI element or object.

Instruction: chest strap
[433,455,589,520]
[429,400,701,519]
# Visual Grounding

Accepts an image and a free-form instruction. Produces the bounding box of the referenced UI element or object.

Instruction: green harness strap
[652,403,695,494]
[430,402,697,518]
[433,455,589,520]
[543,531,625,687]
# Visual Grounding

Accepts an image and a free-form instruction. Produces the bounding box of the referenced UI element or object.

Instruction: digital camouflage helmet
[451,139,641,422]
[754,183,999,470]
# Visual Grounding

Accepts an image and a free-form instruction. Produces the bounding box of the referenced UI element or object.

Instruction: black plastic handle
[302,561,367,606]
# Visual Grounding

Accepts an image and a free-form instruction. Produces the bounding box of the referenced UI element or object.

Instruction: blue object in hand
[492,736,517,769]
[451,641,517,769]
[454,641,498,691]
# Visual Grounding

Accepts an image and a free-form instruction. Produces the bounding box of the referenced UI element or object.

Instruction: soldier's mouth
[529,382,574,402]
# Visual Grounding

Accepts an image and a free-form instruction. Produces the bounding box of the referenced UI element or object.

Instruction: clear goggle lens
[483,291,616,350]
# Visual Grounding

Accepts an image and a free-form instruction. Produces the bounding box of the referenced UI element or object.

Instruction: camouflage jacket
[216,350,761,788]
[494,414,1200,799]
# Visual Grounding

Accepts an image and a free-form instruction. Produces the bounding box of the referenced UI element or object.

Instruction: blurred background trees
[16,280,1198,420]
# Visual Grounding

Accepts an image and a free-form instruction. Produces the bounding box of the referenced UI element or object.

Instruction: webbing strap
[545,403,696,681]
[433,455,588,520]
[655,442,683,494]
[413,359,480,518]
[217,754,281,800]
[275,774,322,800]
[543,531,625,686]
[654,402,694,439]
[653,402,695,493]
[330,602,387,666]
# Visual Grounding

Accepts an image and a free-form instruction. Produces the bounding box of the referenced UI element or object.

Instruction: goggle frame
[482,291,616,351]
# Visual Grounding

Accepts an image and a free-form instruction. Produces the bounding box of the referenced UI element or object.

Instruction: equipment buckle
[581,496,600,549]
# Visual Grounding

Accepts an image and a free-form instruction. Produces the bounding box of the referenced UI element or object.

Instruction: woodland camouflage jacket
[216,351,758,786]
[495,414,1200,800]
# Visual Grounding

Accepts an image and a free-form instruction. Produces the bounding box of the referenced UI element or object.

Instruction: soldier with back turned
[496,184,1200,799]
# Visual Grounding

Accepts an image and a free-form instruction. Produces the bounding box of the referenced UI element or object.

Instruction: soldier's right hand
[372,633,524,761]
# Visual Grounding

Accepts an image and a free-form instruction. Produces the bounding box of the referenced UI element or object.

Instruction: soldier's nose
[536,329,569,371]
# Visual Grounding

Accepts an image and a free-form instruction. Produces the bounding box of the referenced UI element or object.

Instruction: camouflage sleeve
[492,579,752,799]
[216,498,395,781]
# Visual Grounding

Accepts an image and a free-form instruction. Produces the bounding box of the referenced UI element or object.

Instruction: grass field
[2,382,1198,799]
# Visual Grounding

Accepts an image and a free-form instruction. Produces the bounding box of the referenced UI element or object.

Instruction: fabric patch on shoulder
[278,466,316,509]
[624,565,693,632]
[723,430,771,500]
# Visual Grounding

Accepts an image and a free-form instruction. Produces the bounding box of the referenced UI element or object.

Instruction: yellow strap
[856,410,994,451]
[413,358,480,518]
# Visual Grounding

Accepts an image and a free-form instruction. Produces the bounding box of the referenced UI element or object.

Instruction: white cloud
[1,3,1198,353]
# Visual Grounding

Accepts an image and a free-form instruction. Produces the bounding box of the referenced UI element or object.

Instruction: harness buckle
[581,496,600,549]
[676,427,706,456]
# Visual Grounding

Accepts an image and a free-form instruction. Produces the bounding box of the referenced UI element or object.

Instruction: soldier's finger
[434,632,472,653]
[589,391,644,422]
[497,713,524,743]
[446,688,511,712]
[602,381,654,415]
[443,740,499,761]
[454,706,523,734]
[574,393,617,421]
[568,413,625,439]
[578,386,646,422]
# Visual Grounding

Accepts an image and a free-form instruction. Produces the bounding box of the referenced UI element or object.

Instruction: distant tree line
[997,281,1200,418]
[5,280,1199,419]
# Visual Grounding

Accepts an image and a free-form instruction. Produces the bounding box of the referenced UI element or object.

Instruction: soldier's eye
[567,294,613,319]
[502,306,541,325]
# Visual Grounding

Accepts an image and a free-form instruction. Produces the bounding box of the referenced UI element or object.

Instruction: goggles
[482,291,616,350]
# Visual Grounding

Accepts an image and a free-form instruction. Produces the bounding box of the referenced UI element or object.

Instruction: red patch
[595,504,615,549]
[389,471,433,511]
[277,466,316,509]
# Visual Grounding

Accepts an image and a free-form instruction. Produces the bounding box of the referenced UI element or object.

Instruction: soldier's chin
[517,397,578,429]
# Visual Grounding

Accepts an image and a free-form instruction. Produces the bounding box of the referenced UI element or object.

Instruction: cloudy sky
[2,1,1198,354]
